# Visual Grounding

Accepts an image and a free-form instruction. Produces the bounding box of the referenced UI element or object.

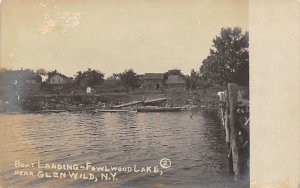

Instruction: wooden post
[224,109,230,143]
[224,91,230,143]
[224,90,232,172]
[228,83,241,180]
[220,106,225,127]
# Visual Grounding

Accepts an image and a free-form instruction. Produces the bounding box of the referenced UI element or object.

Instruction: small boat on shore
[112,98,168,109]
[143,98,168,106]
[137,106,181,112]
[180,104,198,110]
[68,107,97,111]
[41,109,65,113]
[96,109,132,113]
[112,101,143,108]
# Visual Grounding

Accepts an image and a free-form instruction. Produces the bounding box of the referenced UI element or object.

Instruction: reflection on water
[0,111,249,188]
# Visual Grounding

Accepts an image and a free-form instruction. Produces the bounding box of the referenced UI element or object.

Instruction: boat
[41,109,65,113]
[180,104,198,110]
[112,101,143,108]
[96,109,131,113]
[136,106,181,112]
[112,98,168,109]
[67,106,97,111]
[143,98,168,106]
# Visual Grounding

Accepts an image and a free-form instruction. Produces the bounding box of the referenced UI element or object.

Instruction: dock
[219,83,249,180]
[112,101,143,108]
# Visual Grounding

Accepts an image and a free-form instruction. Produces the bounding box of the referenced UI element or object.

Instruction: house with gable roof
[0,70,42,100]
[165,75,186,90]
[46,71,74,91]
[142,73,164,90]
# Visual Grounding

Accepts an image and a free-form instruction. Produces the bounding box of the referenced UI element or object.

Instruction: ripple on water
[0,111,249,187]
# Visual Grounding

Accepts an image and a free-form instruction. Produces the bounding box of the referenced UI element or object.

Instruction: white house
[49,74,68,84]
[47,72,73,91]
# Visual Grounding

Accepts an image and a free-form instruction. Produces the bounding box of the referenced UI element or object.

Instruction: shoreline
[0,88,227,113]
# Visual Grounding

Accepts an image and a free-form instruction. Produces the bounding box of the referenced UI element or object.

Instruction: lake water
[0,110,249,188]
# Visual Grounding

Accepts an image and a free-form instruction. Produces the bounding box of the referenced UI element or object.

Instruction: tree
[118,69,140,90]
[200,27,249,85]
[163,68,185,83]
[189,69,201,89]
[166,68,184,77]
[36,68,47,76]
[107,73,120,80]
[46,70,59,82]
[74,68,104,88]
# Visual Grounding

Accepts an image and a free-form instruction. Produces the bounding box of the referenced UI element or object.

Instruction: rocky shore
[0,88,226,113]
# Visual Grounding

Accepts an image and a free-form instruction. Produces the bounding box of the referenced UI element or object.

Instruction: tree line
[1,27,249,89]
[200,27,249,86]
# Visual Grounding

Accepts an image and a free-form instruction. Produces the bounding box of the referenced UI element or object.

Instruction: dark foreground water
[0,110,249,188]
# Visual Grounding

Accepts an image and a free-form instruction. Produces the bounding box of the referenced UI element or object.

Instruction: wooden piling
[224,109,230,143]
[220,106,225,127]
[224,91,230,143]
[228,83,241,179]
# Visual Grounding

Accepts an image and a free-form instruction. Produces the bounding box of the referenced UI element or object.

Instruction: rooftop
[166,75,186,84]
[0,70,42,82]
[144,73,164,80]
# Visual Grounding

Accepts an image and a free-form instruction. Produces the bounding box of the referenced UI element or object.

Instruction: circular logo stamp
[160,158,171,169]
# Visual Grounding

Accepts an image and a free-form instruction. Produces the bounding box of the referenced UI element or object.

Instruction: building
[142,73,164,90]
[165,75,186,90]
[86,86,92,93]
[0,70,42,84]
[0,70,42,99]
[46,72,73,91]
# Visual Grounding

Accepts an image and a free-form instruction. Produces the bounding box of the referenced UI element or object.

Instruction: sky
[1,0,248,78]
